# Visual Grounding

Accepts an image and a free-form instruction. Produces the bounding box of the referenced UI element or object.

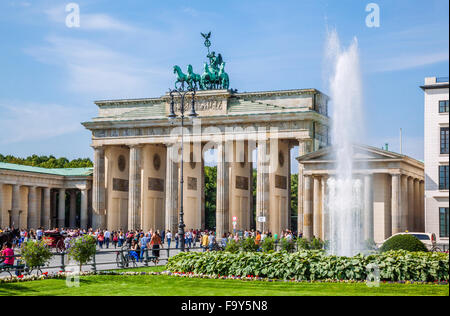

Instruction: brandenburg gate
[82,33,330,236]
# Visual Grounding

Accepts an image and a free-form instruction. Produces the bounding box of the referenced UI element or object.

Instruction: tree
[0,154,93,168]
[204,166,217,230]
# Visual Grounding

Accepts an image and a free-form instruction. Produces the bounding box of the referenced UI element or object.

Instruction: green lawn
[0,266,447,296]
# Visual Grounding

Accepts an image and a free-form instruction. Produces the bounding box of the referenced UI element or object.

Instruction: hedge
[166,250,449,282]
[380,234,428,253]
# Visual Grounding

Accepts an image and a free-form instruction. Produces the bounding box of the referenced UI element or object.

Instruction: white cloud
[44,5,136,32]
[368,51,449,73]
[0,101,88,145]
[26,36,170,99]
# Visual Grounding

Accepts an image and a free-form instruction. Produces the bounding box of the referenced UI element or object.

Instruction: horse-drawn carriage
[42,230,66,253]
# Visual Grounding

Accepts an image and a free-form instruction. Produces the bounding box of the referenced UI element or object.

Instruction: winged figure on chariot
[173,32,230,90]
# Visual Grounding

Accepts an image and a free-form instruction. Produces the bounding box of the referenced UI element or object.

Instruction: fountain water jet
[325,30,366,257]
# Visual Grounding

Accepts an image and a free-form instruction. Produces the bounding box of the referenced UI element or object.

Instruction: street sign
[257,216,266,223]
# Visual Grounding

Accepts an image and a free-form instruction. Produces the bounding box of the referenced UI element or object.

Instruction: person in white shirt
[104,230,111,248]
[166,231,172,248]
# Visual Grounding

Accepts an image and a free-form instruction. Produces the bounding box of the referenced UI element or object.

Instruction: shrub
[224,239,240,253]
[310,237,324,250]
[239,237,259,252]
[21,240,53,269]
[67,235,97,271]
[279,238,296,253]
[261,237,275,253]
[297,238,311,250]
[167,250,449,282]
[380,234,428,253]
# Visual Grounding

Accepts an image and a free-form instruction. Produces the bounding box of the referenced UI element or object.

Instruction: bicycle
[115,246,138,268]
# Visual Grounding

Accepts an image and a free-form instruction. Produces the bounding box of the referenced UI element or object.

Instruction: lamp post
[168,87,198,252]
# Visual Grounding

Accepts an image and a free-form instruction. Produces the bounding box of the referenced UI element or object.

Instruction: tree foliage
[0,154,93,169]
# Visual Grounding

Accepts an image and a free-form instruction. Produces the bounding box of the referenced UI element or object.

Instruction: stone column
[256,140,270,233]
[303,175,313,240]
[321,176,329,241]
[80,189,88,229]
[28,186,38,229]
[58,188,66,228]
[313,176,321,239]
[407,177,414,231]
[11,184,21,228]
[364,174,374,241]
[216,141,230,239]
[51,190,57,228]
[297,139,312,236]
[391,174,401,234]
[165,144,179,234]
[69,190,77,228]
[92,146,106,229]
[414,179,420,232]
[401,175,409,232]
[128,145,142,231]
[419,181,425,232]
[42,188,51,229]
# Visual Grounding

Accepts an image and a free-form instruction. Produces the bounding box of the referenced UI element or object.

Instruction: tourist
[129,240,139,262]
[112,232,119,248]
[175,233,179,249]
[118,231,125,247]
[201,232,209,252]
[104,229,111,249]
[208,232,215,251]
[140,233,149,262]
[150,232,161,263]
[0,242,14,267]
[97,231,105,249]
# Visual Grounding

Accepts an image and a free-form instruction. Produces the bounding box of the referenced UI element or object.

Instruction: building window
[440,208,449,238]
[439,100,449,113]
[441,127,449,154]
[439,165,449,190]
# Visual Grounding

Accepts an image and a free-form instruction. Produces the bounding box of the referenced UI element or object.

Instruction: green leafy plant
[224,239,240,253]
[310,237,324,250]
[297,238,311,250]
[167,250,449,282]
[67,235,97,271]
[20,240,53,269]
[380,235,428,253]
[279,238,296,253]
[261,237,275,253]
[239,237,260,252]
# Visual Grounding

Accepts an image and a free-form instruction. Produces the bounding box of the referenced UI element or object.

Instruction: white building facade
[422,77,449,244]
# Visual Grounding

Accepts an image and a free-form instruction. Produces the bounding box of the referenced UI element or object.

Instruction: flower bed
[0,269,448,286]
[166,250,449,282]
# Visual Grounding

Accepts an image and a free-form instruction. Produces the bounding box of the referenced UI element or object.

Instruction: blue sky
[0,0,448,169]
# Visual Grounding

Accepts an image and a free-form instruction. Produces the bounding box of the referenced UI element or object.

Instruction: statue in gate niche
[173,32,230,90]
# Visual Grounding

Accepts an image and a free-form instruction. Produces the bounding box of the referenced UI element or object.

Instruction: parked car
[380,232,438,251]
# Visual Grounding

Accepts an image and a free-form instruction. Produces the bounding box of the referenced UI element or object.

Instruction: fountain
[325,29,366,257]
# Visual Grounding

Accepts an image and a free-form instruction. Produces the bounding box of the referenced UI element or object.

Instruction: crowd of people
[1,226,298,269]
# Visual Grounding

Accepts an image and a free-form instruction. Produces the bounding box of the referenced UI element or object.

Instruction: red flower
[43,272,48,276]
[18,275,24,279]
